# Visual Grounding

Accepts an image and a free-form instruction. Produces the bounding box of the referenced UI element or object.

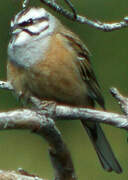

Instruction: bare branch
[0,170,44,180]
[0,81,128,131]
[110,87,128,116]
[40,0,128,31]
[22,0,30,8]
[0,104,127,131]
[1,81,128,179]
[63,0,77,19]
[54,106,128,130]
[0,81,77,179]
[0,108,76,180]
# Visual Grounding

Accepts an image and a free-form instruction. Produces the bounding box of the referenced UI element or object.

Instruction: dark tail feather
[81,120,122,173]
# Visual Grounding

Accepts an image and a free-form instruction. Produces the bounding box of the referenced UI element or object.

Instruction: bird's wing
[60,30,122,174]
[60,29,105,108]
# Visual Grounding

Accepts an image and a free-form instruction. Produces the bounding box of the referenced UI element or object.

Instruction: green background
[0,0,128,179]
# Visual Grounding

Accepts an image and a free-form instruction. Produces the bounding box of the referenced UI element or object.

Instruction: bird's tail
[81,120,122,173]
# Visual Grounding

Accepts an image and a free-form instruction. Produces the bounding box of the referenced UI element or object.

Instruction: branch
[0,81,128,130]
[63,0,77,19]
[39,0,128,32]
[0,170,44,180]
[1,81,128,180]
[110,87,128,116]
[0,108,76,180]
[0,82,77,180]
[23,0,30,9]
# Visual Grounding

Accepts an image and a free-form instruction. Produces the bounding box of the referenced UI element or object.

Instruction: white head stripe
[25,21,49,34]
[18,8,48,24]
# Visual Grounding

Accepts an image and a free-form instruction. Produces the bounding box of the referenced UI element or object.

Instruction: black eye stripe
[19,18,33,27]
[23,29,37,35]
[23,24,49,36]
[18,16,49,27]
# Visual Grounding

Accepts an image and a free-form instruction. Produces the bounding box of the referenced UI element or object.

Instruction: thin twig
[64,0,77,19]
[40,0,128,31]
[22,0,30,8]
[110,87,128,116]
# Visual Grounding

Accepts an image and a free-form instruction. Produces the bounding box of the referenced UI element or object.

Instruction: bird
[7,7,122,173]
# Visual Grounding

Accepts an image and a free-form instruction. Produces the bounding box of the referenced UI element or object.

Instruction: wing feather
[60,29,105,108]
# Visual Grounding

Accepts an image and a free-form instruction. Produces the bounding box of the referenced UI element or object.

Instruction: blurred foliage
[0,0,128,179]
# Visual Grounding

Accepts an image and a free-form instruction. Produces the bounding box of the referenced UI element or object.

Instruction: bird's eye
[19,18,34,27]
[28,18,33,24]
